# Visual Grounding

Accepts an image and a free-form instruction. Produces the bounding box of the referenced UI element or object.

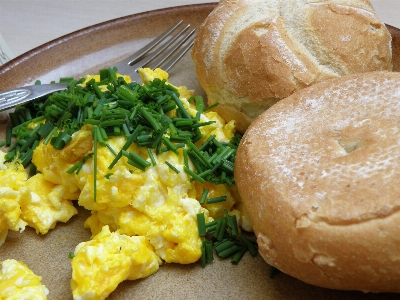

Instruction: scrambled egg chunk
[0,150,78,240]
[0,259,49,300]
[0,151,28,246]
[71,225,160,300]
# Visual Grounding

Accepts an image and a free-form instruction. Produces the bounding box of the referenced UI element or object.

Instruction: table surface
[0,0,399,62]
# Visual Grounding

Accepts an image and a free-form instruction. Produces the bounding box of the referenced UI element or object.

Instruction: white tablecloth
[1,0,399,63]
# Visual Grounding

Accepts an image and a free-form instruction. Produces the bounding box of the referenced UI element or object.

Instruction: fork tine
[162,34,196,72]
[137,28,196,71]
[123,20,183,66]
[113,20,195,80]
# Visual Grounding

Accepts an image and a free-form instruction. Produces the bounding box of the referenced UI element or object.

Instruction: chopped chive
[218,244,241,259]
[147,148,156,166]
[239,235,258,257]
[183,166,205,184]
[195,96,205,115]
[138,106,161,132]
[171,93,191,119]
[99,119,125,127]
[229,215,239,238]
[231,248,246,265]
[165,161,180,173]
[205,240,214,263]
[175,119,194,127]
[38,122,55,138]
[204,102,219,112]
[216,218,227,241]
[4,151,16,161]
[199,189,209,205]
[0,141,5,147]
[127,158,147,171]
[206,196,227,204]
[106,144,117,156]
[214,239,236,253]
[21,149,33,167]
[205,219,218,228]
[108,125,142,169]
[6,126,12,147]
[122,150,151,170]
[43,127,58,145]
[187,142,212,168]
[161,136,178,155]
[183,148,189,168]
[93,126,98,202]
[196,212,206,237]
[67,161,83,175]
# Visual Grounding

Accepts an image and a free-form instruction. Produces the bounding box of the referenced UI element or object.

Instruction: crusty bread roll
[235,71,400,292]
[191,0,393,133]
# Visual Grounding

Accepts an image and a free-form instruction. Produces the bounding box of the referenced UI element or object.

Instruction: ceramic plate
[1,3,400,300]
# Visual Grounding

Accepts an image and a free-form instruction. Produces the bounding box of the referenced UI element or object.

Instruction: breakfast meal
[235,71,400,292]
[0,68,255,299]
[191,0,393,133]
[1,0,400,298]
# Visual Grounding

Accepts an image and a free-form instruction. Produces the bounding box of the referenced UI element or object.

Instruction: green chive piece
[205,240,214,262]
[171,93,191,119]
[204,102,219,112]
[122,150,151,169]
[93,126,98,203]
[6,126,12,147]
[218,244,241,259]
[239,235,258,257]
[200,241,207,268]
[206,196,227,204]
[231,248,246,265]
[229,215,239,238]
[147,148,156,166]
[196,212,206,237]
[199,189,209,205]
[215,239,235,253]
[165,161,180,174]
[183,148,189,168]
[183,166,205,184]
[161,136,178,155]
[216,218,227,241]
[106,144,117,156]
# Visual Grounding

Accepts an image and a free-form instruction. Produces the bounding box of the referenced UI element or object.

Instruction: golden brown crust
[235,71,400,292]
[192,0,393,133]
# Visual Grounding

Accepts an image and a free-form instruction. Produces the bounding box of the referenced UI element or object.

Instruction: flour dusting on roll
[235,71,400,292]
[192,0,393,132]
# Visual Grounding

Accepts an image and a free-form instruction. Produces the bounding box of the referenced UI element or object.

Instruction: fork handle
[0,83,68,112]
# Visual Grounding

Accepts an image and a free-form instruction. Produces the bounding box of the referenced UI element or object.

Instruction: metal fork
[0,20,196,112]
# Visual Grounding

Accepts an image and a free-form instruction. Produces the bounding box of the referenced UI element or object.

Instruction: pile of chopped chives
[197,209,258,267]
[2,67,241,188]
[197,188,257,266]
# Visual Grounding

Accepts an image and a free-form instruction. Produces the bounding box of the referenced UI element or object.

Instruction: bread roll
[235,71,400,292]
[191,0,393,133]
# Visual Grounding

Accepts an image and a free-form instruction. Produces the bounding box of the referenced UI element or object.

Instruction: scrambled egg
[0,150,77,246]
[0,259,49,299]
[1,68,250,299]
[71,225,160,300]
